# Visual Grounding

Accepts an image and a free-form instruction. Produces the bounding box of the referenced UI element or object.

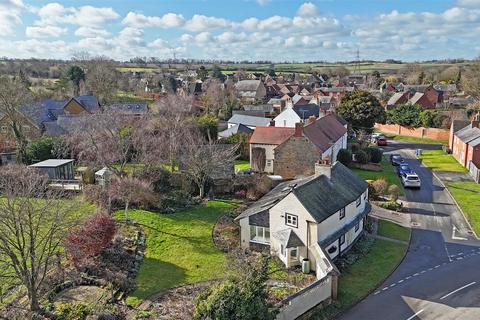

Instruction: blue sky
[1,0,479,61]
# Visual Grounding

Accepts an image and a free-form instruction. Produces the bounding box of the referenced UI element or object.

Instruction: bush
[355,150,369,164]
[135,167,172,193]
[54,302,91,320]
[246,175,273,200]
[372,178,388,196]
[349,142,360,153]
[337,149,352,166]
[366,147,383,163]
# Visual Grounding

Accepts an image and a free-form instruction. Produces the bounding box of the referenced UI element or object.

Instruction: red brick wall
[375,124,449,142]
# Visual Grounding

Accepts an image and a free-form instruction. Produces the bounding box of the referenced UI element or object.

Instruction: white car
[401,172,421,188]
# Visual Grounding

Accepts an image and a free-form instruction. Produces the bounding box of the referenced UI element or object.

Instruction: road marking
[440,281,476,300]
[382,287,388,291]
[390,283,396,287]
[434,265,440,268]
[406,276,412,280]
[374,291,380,295]
[398,279,404,283]
[406,309,425,320]
[413,273,419,276]
[420,270,426,274]
[452,225,468,241]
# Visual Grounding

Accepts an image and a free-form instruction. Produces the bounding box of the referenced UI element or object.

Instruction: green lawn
[120,200,237,306]
[447,181,480,235]
[378,220,410,242]
[418,150,468,173]
[313,239,408,319]
[352,157,405,196]
[383,133,447,145]
[235,160,251,171]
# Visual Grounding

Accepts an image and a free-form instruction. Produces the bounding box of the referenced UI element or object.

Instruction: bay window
[250,225,270,244]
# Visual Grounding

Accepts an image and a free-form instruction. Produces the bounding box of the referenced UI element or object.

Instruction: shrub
[372,178,388,195]
[337,149,352,166]
[135,167,172,193]
[54,302,91,320]
[83,184,110,209]
[246,175,273,200]
[355,150,369,164]
[388,184,400,202]
[366,147,383,163]
[349,142,360,153]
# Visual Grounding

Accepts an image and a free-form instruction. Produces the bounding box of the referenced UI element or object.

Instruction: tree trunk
[28,287,40,312]
[11,122,28,164]
[124,201,129,221]
[199,184,205,199]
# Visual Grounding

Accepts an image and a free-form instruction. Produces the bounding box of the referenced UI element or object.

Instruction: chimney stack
[308,115,316,124]
[269,120,276,127]
[472,112,480,128]
[315,158,332,179]
[295,122,303,137]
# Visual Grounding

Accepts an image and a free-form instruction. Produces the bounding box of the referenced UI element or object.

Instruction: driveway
[339,141,480,320]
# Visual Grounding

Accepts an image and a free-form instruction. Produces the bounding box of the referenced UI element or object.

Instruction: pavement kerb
[332,220,412,320]
[413,153,480,240]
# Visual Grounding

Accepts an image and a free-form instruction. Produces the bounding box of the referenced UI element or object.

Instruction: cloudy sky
[1,0,480,61]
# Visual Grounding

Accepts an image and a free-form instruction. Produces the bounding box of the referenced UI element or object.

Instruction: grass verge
[378,220,410,242]
[120,200,237,307]
[418,150,468,173]
[383,133,447,145]
[446,181,480,236]
[312,238,408,319]
[352,157,405,196]
[234,160,251,171]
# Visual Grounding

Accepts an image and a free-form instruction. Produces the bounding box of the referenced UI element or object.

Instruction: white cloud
[297,2,319,16]
[457,0,480,7]
[194,32,213,44]
[257,0,270,6]
[180,34,194,42]
[26,25,67,38]
[35,3,119,27]
[122,12,185,28]
[74,27,111,37]
[184,14,232,32]
[0,0,25,35]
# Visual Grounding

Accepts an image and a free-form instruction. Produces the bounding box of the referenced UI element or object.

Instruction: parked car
[390,154,404,166]
[376,137,387,146]
[401,172,421,188]
[397,163,412,176]
[371,133,385,142]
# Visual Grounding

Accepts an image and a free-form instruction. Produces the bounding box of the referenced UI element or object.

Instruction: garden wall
[276,274,333,320]
[375,123,449,142]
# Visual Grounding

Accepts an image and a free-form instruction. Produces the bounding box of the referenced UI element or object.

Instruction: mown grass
[120,200,238,306]
[418,150,468,173]
[383,133,448,145]
[352,157,405,196]
[234,160,251,171]
[312,239,408,319]
[447,181,480,236]
[378,220,410,242]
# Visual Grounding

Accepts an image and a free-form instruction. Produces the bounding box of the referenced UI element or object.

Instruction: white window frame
[290,247,298,259]
[339,234,345,245]
[250,225,270,244]
[355,221,360,232]
[339,207,345,220]
[356,197,361,207]
[363,190,367,201]
[266,159,272,167]
[285,213,298,228]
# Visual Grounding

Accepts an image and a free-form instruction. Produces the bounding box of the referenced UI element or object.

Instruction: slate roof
[274,229,305,248]
[243,104,274,113]
[302,114,347,152]
[72,95,100,113]
[292,104,320,119]
[228,114,270,127]
[19,99,66,127]
[455,124,480,146]
[106,103,148,115]
[236,162,368,224]
[452,120,471,133]
[218,123,253,139]
[235,80,262,92]
[249,126,295,145]
[333,114,348,126]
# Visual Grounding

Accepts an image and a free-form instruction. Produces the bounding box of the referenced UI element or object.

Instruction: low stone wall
[276,274,333,320]
[375,123,449,141]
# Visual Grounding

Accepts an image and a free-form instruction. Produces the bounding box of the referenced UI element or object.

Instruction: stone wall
[273,136,320,179]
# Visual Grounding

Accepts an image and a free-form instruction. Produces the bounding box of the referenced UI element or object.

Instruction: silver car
[401,172,421,188]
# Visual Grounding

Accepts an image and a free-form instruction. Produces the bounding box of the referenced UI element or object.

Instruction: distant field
[117,67,161,73]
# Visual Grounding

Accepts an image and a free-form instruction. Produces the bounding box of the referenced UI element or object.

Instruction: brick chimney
[295,122,303,137]
[269,120,276,127]
[472,112,480,128]
[315,157,331,179]
[308,115,316,124]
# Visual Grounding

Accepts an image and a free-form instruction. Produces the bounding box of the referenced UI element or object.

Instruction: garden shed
[29,159,75,180]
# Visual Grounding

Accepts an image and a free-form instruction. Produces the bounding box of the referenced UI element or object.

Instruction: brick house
[451,118,480,169]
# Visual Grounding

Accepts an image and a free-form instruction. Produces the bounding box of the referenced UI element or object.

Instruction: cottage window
[266,160,272,167]
[285,213,298,228]
[355,221,360,232]
[339,234,345,245]
[250,225,270,244]
[356,197,361,207]
[363,191,367,201]
[339,208,345,220]
[290,248,298,259]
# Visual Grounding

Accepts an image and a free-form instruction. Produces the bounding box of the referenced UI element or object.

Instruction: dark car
[376,137,387,146]
[390,154,404,166]
[397,163,411,176]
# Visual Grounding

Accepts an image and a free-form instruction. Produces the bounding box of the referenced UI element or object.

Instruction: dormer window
[285,213,298,228]
[339,208,345,220]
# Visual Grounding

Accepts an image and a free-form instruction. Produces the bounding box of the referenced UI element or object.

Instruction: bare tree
[462,60,480,99]
[0,76,33,163]
[108,176,155,220]
[181,131,238,198]
[67,111,137,177]
[85,57,119,105]
[0,165,79,312]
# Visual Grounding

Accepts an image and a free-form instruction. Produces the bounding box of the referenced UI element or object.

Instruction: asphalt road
[339,141,480,320]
